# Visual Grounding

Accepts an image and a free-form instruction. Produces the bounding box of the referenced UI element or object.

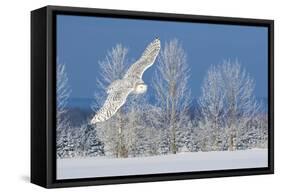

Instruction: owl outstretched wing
[91,84,133,124]
[91,38,161,124]
[124,38,161,79]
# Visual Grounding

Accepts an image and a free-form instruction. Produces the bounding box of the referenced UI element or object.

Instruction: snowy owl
[91,38,161,124]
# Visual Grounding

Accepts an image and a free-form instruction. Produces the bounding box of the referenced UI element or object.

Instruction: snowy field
[57,149,268,179]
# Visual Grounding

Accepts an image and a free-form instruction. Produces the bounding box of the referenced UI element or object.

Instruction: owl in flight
[91,38,161,124]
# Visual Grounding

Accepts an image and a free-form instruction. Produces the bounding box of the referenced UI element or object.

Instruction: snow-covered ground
[57,149,268,179]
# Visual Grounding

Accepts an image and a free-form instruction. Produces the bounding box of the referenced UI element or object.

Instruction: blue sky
[57,14,268,100]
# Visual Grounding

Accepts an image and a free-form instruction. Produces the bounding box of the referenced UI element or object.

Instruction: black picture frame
[31,5,274,188]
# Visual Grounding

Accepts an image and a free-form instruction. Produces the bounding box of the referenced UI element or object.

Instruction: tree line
[56,39,268,159]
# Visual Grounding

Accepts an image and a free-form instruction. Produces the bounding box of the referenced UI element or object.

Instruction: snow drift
[57,148,267,179]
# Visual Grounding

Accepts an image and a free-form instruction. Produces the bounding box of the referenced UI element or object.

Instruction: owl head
[133,82,147,94]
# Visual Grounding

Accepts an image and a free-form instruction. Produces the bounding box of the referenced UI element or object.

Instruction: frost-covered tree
[142,105,162,156]
[57,63,71,130]
[198,61,263,151]
[124,97,162,157]
[221,61,261,150]
[244,114,268,149]
[57,130,75,158]
[153,39,191,154]
[92,44,131,158]
[56,63,72,158]
[83,124,105,157]
[198,66,226,151]
[122,95,146,157]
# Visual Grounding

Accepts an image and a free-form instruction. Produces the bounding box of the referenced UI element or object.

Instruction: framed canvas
[31,5,274,188]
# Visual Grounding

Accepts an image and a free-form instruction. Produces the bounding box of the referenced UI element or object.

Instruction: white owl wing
[91,84,133,124]
[124,38,161,80]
